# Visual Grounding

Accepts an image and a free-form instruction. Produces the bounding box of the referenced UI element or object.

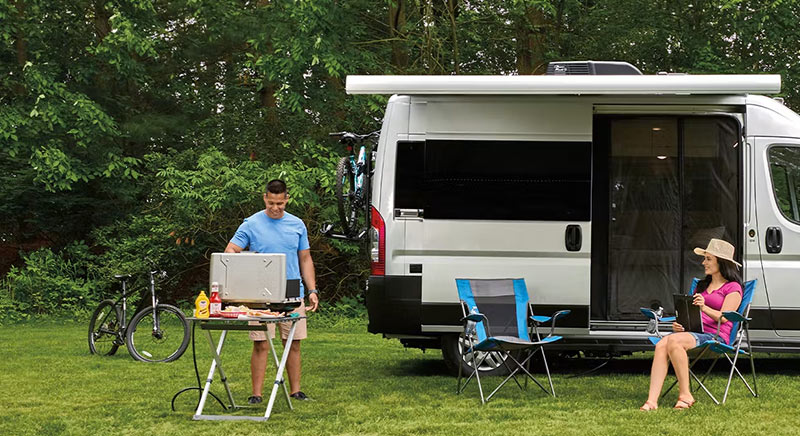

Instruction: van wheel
[441,334,511,377]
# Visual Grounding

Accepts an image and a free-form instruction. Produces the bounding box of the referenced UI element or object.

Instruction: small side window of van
[768,146,800,223]
[395,139,591,221]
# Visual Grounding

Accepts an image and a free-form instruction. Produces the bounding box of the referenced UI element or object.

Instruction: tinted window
[395,139,591,220]
[768,146,800,223]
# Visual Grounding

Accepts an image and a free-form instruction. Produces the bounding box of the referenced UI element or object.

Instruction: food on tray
[222,305,250,312]
[219,305,284,318]
[250,309,284,317]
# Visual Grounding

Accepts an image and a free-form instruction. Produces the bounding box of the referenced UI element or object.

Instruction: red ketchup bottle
[210,282,222,317]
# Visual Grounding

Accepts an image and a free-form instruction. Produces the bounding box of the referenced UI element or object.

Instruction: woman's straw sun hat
[694,238,742,267]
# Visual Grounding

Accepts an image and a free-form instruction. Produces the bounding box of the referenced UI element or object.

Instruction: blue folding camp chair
[455,278,570,404]
[641,279,758,404]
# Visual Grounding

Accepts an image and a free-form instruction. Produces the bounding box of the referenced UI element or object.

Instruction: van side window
[768,146,800,223]
[395,141,426,211]
[395,139,591,220]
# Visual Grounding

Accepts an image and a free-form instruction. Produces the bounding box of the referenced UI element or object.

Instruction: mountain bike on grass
[88,261,190,363]
[327,130,379,239]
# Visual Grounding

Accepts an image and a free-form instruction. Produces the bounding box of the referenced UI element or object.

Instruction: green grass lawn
[3,319,800,436]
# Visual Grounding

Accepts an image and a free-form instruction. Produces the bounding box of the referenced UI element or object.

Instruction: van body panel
[362,87,800,354]
[400,95,593,336]
[413,97,592,141]
[403,221,590,307]
[753,135,800,336]
[746,95,800,138]
[375,96,410,276]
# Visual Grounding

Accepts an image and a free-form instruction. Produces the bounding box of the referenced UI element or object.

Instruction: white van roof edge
[346,74,781,95]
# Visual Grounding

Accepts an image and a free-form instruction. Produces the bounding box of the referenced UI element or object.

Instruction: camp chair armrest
[722,311,750,322]
[459,308,491,340]
[532,309,570,337]
[552,309,571,321]
[640,307,675,322]
[641,307,673,338]
[461,312,486,323]
[640,307,657,320]
[713,319,724,342]
[530,310,570,324]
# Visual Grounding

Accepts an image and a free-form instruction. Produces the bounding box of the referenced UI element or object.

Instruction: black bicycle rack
[320,223,367,242]
[323,130,379,244]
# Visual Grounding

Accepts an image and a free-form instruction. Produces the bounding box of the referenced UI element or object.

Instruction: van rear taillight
[370,206,385,276]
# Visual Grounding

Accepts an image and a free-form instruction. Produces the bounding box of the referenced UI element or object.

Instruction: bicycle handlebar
[329,130,379,143]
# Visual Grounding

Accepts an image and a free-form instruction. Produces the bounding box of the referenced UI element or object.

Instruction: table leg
[204,329,237,409]
[194,330,229,419]
[267,326,294,411]
[264,320,299,419]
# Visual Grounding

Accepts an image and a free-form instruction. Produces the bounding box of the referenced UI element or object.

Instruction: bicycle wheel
[88,299,122,356]
[335,156,359,235]
[126,304,190,363]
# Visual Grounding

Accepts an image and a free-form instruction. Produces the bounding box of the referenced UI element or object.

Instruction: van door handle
[766,226,783,254]
[395,208,424,219]
[565,225,582,252]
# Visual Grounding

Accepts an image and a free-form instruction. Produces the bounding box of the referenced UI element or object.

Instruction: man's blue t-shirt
[230,211,311,297]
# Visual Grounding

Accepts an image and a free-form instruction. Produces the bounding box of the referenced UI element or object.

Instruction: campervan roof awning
[345,74,781,95]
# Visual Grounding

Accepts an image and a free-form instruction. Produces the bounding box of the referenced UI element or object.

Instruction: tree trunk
[94,1,112,41]
[515,6,550,75]
[446,0,460,74]
[326,74,347,121]
[13,0,27,68]
[389,0,409,69]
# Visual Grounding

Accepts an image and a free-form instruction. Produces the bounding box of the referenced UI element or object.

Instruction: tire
[335,156,359,236]
[126,304,190,363]
[441,334,511,377]
[88,299,122,356]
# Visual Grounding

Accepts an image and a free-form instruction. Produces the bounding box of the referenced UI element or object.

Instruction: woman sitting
[640,238,743,410]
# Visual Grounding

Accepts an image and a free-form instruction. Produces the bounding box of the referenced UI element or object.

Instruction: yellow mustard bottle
[195,291,210,318]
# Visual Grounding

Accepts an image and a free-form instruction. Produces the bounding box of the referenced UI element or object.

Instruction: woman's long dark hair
[695,257,743,293]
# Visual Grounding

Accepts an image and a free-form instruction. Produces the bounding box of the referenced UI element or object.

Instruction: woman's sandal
[639,401,658,411]
[673,399,695,409]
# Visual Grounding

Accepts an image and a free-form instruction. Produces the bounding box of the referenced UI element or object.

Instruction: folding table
[187,315,305,421]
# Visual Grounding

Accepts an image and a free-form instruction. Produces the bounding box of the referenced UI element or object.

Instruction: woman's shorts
[687,332,716,347]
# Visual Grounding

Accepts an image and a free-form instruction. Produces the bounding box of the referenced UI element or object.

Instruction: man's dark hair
[266,179,288,195]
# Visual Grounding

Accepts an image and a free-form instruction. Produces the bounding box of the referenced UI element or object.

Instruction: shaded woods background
[2,0,799,320]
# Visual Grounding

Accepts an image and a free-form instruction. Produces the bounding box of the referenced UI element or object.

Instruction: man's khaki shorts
[249,303,307,341]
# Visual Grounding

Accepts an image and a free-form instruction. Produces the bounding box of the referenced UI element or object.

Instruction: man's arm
[224,242,244,253]
[298,249,318,312]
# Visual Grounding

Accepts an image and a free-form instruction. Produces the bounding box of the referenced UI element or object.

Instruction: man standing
[224,179,320,403]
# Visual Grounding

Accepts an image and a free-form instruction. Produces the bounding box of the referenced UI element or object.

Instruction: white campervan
[350,61,800,374]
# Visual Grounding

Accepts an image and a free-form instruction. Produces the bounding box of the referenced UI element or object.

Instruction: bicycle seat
[114,274,132,280]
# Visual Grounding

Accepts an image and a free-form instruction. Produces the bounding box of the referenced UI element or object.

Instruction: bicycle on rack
[88,261,190,363]
[326,130,380,239]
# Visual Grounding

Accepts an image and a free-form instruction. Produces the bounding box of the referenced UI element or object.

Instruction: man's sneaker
[247,395,263,405]
[289,391,312,401]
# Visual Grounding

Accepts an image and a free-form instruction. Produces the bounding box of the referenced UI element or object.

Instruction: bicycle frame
[348,145,368,206]
[147,269,162,333]
[104,270,163,341]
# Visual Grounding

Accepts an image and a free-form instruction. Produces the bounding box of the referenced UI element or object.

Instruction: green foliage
[4,0,800,317]
[0,277,27,324]
[3,242,103,317]
[312,295,368,328]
